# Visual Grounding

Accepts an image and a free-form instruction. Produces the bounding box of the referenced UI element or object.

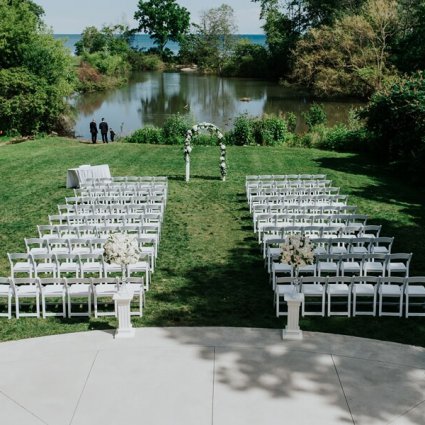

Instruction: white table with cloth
[66,164,111,188]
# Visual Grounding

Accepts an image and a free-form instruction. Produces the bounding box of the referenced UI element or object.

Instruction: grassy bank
[0,137,424,345]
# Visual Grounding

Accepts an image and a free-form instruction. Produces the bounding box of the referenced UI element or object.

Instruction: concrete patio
[0,327,424,425]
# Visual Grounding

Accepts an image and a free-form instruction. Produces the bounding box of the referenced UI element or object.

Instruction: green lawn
[0,137,424,345]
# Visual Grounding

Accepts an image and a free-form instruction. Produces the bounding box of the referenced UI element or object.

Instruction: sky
[35,0,264,34]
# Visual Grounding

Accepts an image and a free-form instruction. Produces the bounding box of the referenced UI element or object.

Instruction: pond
[71,71,364,139]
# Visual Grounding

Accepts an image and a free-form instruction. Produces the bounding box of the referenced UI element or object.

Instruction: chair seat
[330,247,348,255]
[406,286,425,295]
[81,264,102,272]
[128,262,149,271]
[318,262,338,271]
[35,264,56,273]
[363,262,384,272]
[327,284,350,295]
[387,263,407,272]
[379,285,401,295]
[104,264,122,273]
[43,286,65,295]
[340,262,361,272]
[14,262,33,271]
[353,284,375,295]
[68,285,91,295]
[58,263,79,272]
[372,247,388,254]
[16,286,39,296]
[351,247,368,254]
[276,285,297,295]
[94,285,117,295]
[0,286,12,295]
[302,284,324,295]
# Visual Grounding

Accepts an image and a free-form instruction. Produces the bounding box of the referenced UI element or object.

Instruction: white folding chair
[326,276,352,316]
[404,277,425,317]
[352,276,378,316]
[378,277,405,317]
[0,277,13,319]
[31,253,57,278]
[127,257,151,290]
[339,253,363,276]
[79,253,103,277]
[55,253,80,277]
[363,253,386,276]
[316,254,340,277]
[10,277,40,318]
[38,278,66,318]
[300,276,327,316]
[25,238,49,255]
[385,253,412,277]
[65,278,92,317]
[91,277,118,318]
[8,253,34,277]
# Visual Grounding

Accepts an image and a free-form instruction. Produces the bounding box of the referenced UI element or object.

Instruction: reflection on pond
[72,71,364,139]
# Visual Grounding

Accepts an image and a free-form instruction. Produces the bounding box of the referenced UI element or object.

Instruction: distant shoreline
[54,33,266,54]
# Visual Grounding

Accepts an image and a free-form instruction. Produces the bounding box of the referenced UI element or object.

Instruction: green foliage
[127,51,164,71]
[75,24,133,56]
[254,115,289,146]
[308,124,368,151]
[162,113,192,144]
[134,0,190,55]
[303,103,327,130]
[125,126,164,144]
[229,114,256,146]
[0,0,75,134]
[81,52,130,77]
[359,73,425,175]
[285,112,297,133]
[221,40,269,78]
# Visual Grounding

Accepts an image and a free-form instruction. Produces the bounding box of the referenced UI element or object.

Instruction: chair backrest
[37,277,65,286]
[379,276,405,286]
[91,277,118,286]
[352,276,379,285]
[10,277,38,287]
[64,277,92,286]
[327,276,353,285]
[8,252,30,262]
[300,276,327,285]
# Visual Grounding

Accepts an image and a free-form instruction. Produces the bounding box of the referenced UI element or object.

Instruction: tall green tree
[134,0,190,55]
[180,4,237,73]
[0,0,75,134]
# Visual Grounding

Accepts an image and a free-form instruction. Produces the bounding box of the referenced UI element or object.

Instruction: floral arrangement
[183,122,227,180]
[279,235,315,269]
[103,233,140,267]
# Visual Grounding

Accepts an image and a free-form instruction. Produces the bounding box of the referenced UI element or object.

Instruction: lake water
[72,71,364,140]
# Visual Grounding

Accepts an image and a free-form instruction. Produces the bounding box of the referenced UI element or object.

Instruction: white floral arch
[183,122,227,182]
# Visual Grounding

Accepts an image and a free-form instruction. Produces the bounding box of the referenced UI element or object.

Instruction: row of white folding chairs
[79,182,168,193]
[275,276,425,318]
[0,277,145,319]
[49,213,162,228]
[247,187,341,204]
[75,187,167,199]
[246,174,327,185]
[252,204,357,221]
[265,236,394,273]
[58,203,164,218]
[7,252,151,288]
[25,235,157,269]
[248,188,341,206]
[112,176,168,183]
[65,195,165,206]
[260,224,373,247]
[271,253,413,290]
[246,179,332,191]
[250,195,349,212]
[38,223,160,240]
[256,213,368,235]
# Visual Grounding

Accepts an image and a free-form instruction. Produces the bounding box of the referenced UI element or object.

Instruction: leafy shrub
[127,51,164,71]
[285,112,297,133]
[303,103,327,130]
[254,115,288,146]
[125,126,163,144]
[191,134,220,146]
[162,113,192,144]
[308,124,368,152]
[228,114,256,145]
[359,73,425,173]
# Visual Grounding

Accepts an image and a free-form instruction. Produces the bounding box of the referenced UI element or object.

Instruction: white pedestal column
[185,159,190,182]
[282,292,304,340]
[113,285,135,339]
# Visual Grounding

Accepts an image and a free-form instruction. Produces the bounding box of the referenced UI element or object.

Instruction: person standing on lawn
[99,117,109,143]
[89,119,98,143]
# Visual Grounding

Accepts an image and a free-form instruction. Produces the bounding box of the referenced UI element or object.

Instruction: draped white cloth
[66,164,111,188]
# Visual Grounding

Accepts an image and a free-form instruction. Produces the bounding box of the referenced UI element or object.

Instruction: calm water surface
[72,71,364,139]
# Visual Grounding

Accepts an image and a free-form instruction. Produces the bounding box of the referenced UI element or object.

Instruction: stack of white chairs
[2,173,167,319]
[247,174,424,318]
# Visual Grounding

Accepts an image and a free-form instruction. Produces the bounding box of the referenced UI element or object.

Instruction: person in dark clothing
[99,118,108,143]
[89,119,98,143]
[109,128,116,142]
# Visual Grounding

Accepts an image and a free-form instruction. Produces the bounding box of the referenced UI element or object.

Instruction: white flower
[187,146,192,153]
[104,233,140,266]
[220,143,226,149]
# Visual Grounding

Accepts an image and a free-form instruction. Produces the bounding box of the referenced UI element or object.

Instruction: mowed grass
[0,137,424,345]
